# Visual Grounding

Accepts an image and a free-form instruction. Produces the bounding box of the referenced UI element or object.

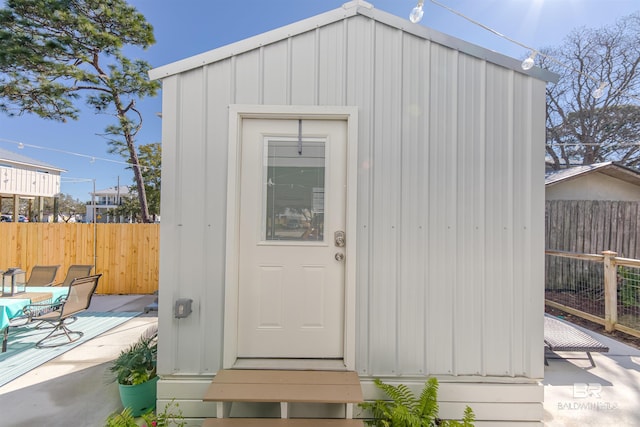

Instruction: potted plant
[110,325,159,417]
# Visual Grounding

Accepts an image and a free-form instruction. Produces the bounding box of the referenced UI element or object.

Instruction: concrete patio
[543,320,640,426]
[0,294,158,427]
[1,295,639,426]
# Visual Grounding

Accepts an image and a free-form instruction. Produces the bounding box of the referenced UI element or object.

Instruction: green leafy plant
[360,377,475,427]
[105,406,136,427]
[110,328,157,385]
[618,266,640,308]
[105,400,186,427]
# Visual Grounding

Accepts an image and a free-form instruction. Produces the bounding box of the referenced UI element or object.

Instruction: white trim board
[223,105,359,370]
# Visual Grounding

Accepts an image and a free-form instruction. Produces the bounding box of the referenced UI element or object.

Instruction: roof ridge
[149,3,558,83]
[342,0,374,10]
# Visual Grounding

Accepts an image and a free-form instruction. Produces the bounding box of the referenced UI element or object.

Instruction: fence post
[602,250,618,332]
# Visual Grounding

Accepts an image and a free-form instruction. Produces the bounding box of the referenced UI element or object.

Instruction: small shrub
[360,377,475,427]
[618,266,640,308]
[105,400,186,427]
[110,326,157,385]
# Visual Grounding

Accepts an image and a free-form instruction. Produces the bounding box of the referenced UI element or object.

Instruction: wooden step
[204,370,363,404]
[202,419,365,427]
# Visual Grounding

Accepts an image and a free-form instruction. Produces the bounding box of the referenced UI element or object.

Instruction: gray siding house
[546,162,640,201]
[545,162,640,259]
[150,1,557,425]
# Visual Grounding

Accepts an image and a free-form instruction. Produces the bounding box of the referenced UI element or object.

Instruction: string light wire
[1,2,635,170]
[61,177,96,183]
[0,137,157,172]
[410,0,639,101]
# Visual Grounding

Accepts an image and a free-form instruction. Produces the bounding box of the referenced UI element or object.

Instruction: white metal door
[237,118,347,358]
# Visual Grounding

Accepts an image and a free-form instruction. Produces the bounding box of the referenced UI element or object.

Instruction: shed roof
[545,162,640,187]
[149,0,558,83]
[0,147,65,173]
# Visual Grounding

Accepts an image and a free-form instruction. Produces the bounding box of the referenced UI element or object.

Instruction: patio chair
[57,264,94,287]
[38,265,95,326]
[27,274,101,348]
[31,264,93,329]
[544,314,609,367]
[25,265,60,287]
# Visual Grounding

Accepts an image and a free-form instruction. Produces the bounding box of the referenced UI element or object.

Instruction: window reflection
[264,139,325,241]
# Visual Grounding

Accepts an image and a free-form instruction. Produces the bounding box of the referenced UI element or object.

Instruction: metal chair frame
[26,274,102,348]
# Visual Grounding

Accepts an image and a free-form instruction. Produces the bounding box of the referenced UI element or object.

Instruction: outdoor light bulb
[410,1,425,23]
[592,82,607,99]
[521,52,537,70]
[410,5,424,23]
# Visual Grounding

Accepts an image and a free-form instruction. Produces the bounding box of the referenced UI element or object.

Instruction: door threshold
[232,358,348,371]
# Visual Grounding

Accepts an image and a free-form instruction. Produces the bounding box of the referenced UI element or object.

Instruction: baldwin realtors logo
[556,383,618,411]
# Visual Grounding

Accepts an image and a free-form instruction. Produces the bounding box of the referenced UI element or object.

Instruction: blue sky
[1,0,639,201]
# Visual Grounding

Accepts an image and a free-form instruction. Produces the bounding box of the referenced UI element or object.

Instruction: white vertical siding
[398,33,429,375]
[0,166,60,197]
[262,41,289,104]
[162,68,208,374]
[527,76,547,380]
[157,74,180,374]
[158,14,546,384]
[318,22,347,105]
[512,73,532,377]
[291,31,318,105]
[483,65,514,376]
[158,62,234,376]
[454,53,486,376]
[425,42,458,376]
[368,23,403,375]
[346,16,375,377]
[201,59,234,374]
[235,50,261,104]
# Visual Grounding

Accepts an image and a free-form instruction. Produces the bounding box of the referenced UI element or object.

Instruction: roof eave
[0,158,66,173]
[358,5,558,83]
[546,162,640,187]
[599,163,640,186]
[149,5,361,80]
[149,3,559,84]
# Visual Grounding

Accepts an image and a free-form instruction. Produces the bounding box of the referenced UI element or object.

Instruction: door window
[263,138,326,242]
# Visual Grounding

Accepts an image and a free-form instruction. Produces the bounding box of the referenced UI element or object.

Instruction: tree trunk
[127,138,151,223]
[115,95,151,223]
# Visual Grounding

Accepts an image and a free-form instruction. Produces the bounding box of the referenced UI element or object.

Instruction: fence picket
[546,200,640,257]
[0,223,159,294]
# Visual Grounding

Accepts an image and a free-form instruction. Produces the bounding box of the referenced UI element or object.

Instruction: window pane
[264,139,325,241]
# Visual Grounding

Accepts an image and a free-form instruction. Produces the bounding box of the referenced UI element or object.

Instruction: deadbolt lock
[334,230,346,247]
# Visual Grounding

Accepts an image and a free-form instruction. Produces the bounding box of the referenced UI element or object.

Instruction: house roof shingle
[545,162,640,187]
[0,147,65,172]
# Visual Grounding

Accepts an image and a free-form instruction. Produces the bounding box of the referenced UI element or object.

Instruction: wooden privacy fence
[0,223,159,294]
[546,200,640,258]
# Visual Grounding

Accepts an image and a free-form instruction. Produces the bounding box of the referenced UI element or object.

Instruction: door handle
[335,252,345,261]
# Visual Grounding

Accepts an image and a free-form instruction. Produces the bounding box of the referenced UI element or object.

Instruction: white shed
[150,2,557,425]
